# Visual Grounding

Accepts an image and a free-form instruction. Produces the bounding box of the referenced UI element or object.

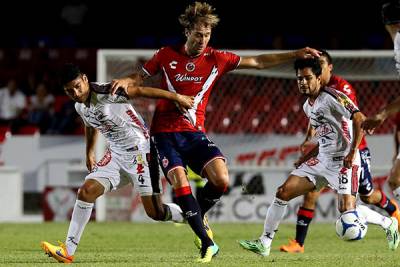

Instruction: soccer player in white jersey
[362,0,400,201]
[239,58,399,257]
[41,64,194,263]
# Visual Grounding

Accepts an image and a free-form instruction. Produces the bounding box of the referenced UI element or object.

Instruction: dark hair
[59,63,81,86]
[294,58,322,77]
[319,49,332,65]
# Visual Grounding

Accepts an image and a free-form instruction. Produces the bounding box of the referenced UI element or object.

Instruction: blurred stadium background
[0,0,399,242]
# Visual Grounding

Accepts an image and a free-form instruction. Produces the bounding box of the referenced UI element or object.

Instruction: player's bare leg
[141,194,184,223]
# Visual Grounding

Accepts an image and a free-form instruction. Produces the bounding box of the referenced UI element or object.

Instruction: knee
[77,183,102,202]
[276,185,292,201]
[211,173,229,192]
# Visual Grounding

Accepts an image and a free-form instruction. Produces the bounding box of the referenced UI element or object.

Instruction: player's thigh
[277,175,316,201]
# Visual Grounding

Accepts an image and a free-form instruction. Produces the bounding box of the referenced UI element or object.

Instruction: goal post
[95,49,399,222]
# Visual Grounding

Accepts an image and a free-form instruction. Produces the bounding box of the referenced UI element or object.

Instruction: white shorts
[85,148,158,196]
[291,152,361,195]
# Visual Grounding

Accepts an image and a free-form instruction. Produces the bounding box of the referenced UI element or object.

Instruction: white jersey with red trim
[303,87,360,157]
[75,82,150,153]
[143,45,240,134]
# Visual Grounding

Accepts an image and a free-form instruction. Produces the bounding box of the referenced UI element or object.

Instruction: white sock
[165,203,185,223]
[357,205,392,229]
[65,200,94,255]
[259,197,288,247]
[393,186,400,201]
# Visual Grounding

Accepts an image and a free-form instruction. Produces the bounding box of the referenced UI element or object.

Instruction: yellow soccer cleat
[41,241,74,263]
[194,215,214,249]
[196,243,219,263]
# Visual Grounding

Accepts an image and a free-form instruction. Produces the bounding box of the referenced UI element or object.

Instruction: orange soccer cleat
[279,239,304,253]
[41,241,74,263]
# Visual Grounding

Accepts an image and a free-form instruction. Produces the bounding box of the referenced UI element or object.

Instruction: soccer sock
[259,197,288,247]
[357,205,392,229]
[175,186,213,248]
[295,207,314,246]
[375,190,397,215]
[393,186,400,201]
[65,200,94,255]
[197,182,226,219]
[163,203,185,223]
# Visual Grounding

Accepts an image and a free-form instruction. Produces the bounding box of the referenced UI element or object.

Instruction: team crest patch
[186,62,195,72]
[162,156,169,168]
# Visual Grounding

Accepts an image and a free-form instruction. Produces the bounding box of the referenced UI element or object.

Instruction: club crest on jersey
[185,62,195,72]
[162,156,169,168]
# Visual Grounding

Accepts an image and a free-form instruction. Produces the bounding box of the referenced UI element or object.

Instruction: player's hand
[176,94,194,109]
[343,150,356,169]
[86,153,96,172]
[111,78,132,95]
[361,114,386,135]
[295,47,321,59]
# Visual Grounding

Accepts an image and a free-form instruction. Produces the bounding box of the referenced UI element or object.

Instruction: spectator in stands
[27,82,55,133]
[111,2,320,263]
[361,0,400,200]
[0,78,27,133]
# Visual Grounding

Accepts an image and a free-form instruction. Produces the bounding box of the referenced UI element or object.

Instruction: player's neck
[183,44,202,58]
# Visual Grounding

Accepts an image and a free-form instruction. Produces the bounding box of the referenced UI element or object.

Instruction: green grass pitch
[0,222,398,266]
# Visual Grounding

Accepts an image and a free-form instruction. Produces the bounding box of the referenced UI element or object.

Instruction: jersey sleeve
[74,103,89,126]
[142,48,164,76]
[326,90,360,119]
[215,50,241,74]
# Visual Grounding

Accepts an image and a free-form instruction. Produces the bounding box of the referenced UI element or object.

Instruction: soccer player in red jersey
[280,50,400,253]
[111,2,319,262]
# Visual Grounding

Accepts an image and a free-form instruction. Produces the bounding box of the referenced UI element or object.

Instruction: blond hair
[178,2,220,30]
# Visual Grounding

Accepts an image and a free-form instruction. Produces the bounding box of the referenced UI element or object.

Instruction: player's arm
[344,112,365,168]
[85,126,98,172]
[294,124,319,168]
[110,70,148,95]
[362,96,400,134]
[237,47,320,69]
[126,86,194,110]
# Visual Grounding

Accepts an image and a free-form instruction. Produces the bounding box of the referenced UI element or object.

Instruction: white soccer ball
[335,210,368,241]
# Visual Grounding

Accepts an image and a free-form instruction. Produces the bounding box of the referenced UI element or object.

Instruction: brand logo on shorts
[162,157,169,168]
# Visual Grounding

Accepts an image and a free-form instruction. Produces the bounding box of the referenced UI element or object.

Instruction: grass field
[0,222,398,266]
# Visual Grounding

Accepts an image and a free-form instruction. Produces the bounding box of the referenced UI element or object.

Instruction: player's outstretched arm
[362,96,400,134]
[110,70,147,95]
[127,86,194,110]
[238,47,320,69]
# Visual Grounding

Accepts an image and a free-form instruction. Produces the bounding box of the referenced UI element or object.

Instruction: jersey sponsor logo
[174,73,204,82]
[305,157,319,166]
[126,110,149,139]
[97,150,111,167]
[169,61,177,69]
[315,123,333,138]
[185,62,195,72]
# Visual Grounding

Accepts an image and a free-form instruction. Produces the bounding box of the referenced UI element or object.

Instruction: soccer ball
[335,210,367,241]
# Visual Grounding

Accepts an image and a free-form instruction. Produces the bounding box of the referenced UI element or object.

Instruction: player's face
[64,74,90,103]
[297,67,321,97]
[319,56,333,86]
[185,23,211,56]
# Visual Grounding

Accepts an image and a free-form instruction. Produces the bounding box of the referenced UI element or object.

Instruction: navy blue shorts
[358,147,374,196]
[152,132,225,179]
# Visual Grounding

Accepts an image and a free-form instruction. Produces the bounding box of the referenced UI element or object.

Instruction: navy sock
[175,186,213,248]
[198,182,226,218]
[295,207,314,246]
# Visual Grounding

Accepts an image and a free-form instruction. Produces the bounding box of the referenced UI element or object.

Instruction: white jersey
[75,82,150,154]
[303,87,360,157]
[395,31,400,75]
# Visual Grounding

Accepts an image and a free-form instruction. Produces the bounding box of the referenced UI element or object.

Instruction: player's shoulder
[321,86,347,101]
[90,82,112,94]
